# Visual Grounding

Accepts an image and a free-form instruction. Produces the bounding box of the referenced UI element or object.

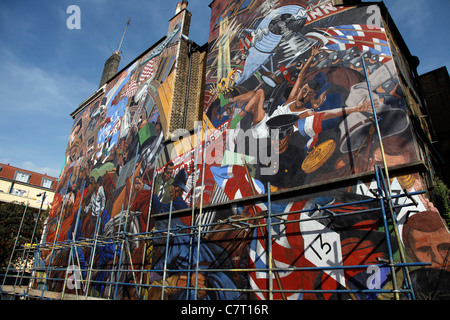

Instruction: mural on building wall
[42,12,185,293]
[203,0,420,191]
[39,0,449,300]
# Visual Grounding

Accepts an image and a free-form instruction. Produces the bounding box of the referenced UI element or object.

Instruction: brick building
[419,67,450,185]
[2,0,449,301]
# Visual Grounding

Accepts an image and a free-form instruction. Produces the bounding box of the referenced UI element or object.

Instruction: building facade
[3,0,449,300]
[419,66,450,186]
[0,163,57,211]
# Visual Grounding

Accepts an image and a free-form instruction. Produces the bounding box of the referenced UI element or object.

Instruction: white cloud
[0,47,95,179]
[0,47,95,117]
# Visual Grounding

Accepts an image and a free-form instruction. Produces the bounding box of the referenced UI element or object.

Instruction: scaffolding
[0,163,431,301]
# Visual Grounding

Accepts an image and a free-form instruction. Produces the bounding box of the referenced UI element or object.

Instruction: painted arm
[321,97,375,120]
[288,47,320,103]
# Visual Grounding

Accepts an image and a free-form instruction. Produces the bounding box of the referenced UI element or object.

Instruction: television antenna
[117,18,131,53]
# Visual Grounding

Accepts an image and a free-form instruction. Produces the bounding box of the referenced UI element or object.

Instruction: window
[42,178,53,189]
[10,188,27,197]
[15,171,30,183]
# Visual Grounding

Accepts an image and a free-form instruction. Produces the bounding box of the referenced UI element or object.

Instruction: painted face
[295,84,315,109]
[163,165,174,182]
[410,228,450,271]
[170,185,183,201]
[134,177,143,192]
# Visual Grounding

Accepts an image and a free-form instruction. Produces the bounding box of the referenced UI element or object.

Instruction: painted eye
[416,246,431,254]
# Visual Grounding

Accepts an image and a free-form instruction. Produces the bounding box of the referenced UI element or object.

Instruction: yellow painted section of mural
[157,71,176,138]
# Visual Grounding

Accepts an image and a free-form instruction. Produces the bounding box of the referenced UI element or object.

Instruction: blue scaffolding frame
[0,163,432,300]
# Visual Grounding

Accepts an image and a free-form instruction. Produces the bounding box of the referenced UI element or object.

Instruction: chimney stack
[175,0,188,15]
[99,51,121,88]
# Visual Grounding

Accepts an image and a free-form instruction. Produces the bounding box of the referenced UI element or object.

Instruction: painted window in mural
[38,0,449,300]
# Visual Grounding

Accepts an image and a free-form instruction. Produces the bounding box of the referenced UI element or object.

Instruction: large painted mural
[39,0,450,300]
[203,0,420,189]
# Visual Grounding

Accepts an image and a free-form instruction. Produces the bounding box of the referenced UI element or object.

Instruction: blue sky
[0,0,448,178]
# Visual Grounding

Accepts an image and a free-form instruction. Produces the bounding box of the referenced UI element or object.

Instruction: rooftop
[0,163,58,191]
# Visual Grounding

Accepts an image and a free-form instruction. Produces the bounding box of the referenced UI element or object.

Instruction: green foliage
[432,177,450,228]
[0,202,48,270]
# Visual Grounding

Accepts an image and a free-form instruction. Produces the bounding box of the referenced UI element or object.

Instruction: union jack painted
[248,200,325,300]
[210,164,265,200]
[320,24,392,58]
[298,113,325,151]
[247,197,389,300]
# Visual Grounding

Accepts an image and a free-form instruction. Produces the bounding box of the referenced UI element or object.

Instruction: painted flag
[210,165,265,200]
[298,113,325,151]
[192,164,219,206]
[321,24,392,57]
[149,107,159,124]
[139,58,155,84]
[125,80,138,97]
[247,196,386,300]
[248,200,323,300]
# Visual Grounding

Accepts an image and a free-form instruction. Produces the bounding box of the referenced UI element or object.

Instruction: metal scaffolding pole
[138,166,156,299]
[361,53,416,299]
[83,200,104,298]
[17,194,45,294]
[40,174,72,298]
[186,123,202,300]
[124,236,141,299]
[194,118,209,300]
[361,55,415,297]
[2,202,28,288]
[374,165,401,300]
[161,201,173,300]
[267,182,273,301]
[360,53,391,184]
[61,181,86,299]
[376,165,416,299]
[113,207,125,300]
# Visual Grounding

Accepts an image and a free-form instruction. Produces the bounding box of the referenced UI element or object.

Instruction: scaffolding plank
[1,286,106,300]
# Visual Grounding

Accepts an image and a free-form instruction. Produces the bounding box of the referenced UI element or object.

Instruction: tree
[0,202,48,271]
[431,177,450,229]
